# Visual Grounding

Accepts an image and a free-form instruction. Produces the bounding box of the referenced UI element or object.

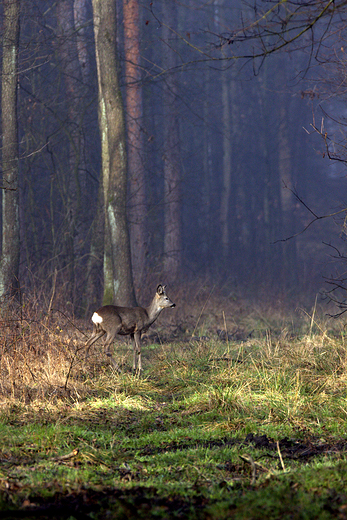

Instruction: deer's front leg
[132,332,142,374]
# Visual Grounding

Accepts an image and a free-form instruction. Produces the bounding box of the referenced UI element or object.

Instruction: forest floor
[1,287,347,519]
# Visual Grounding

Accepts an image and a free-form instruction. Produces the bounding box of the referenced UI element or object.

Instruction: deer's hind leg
[103,329,121,371]
[85,328,105,361]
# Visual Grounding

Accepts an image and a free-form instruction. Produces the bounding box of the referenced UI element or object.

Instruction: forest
[1,0,347,312]
[2,1,347,519]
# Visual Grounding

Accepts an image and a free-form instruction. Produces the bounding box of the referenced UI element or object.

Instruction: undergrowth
[0,290,347,518]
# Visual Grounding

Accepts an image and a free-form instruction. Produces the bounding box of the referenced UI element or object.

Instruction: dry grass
[0,284,345,409]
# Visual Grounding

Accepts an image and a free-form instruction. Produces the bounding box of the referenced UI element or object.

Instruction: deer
[84,284,175,374]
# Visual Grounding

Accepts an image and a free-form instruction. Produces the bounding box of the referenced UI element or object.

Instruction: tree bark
[162,0,182,281]
[279,99,298,288]
[216,0,238,267]
[258,62,283,285]
[0,0,20,299]
[220,67,232,262]
[74,0,90,84]
[202,65,213,269]
[123,0,147,292]
[56,0,87,307]
[92,0,136,306]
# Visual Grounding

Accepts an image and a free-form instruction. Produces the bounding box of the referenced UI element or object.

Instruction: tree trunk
[74,0,90,84]
[0,0,20,300]
[92,0,136,306]
[202,66,213,270]
[123,0,147,292]
[220,67,232,263]
[217,0,237,267]
[162,0,182,281]
[84,178,104,316]
[259,62,283,286]
[279,100,298,288]
[56,0,87,308]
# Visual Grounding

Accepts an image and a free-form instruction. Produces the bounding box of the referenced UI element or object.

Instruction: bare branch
[273,186,347,243]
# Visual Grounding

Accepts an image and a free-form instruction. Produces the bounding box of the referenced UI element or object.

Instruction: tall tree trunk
[74,0,90,84]
[0,0,20,299]
[162,0,182,281]
[259,62,282,286]
[56,0,85,308]
[202,66,213,270]
[92,0,136,306]
[279,100,298,288]
[84,180,104,316]
[217,0,237,267]
[123,0,147,292]
[73,0,102,315]
[220,67,232,263]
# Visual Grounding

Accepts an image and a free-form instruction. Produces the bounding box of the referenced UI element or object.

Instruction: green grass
[1,302,347,518]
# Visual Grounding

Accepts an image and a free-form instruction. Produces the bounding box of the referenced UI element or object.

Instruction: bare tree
[56,0,85,307]
[123,0,147,291]
[92,0,136,306]
[74,0,90,84]
[162,0,182,281]
[0,0,20,299]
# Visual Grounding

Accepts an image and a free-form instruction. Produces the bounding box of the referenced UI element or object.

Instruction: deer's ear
[157,284,163,294]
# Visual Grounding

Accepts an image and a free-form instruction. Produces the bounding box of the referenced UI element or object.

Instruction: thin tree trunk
[84,180,104,315]
[217,0,235,266]
[74,0,90,84]
[123,0,147,292]
[92,0,136,306]
[220,67,232,262]
[279,100,297,288]
[0,0,20,299]
[259,62,283,286]
[202,66,213,269]
[56,0,85,307]
[73,0,102,314]
[162,0,182,281]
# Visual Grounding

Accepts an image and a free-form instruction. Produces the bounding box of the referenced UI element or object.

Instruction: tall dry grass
[0,282,345,412]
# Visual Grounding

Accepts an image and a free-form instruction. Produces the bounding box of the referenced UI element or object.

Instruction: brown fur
[85,285,175,373]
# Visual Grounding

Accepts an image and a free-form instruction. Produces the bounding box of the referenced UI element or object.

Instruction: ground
[0,288,347,519]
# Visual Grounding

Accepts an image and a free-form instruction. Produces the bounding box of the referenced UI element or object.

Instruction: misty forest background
[1,0,347,317]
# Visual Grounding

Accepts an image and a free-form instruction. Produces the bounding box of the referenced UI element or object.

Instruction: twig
[53,448,79,462]
[309,294,318,337]
[191,285,215,339]
[276,441,286,471]
[51,308,87,337]
[47,269,57,317]
[222,311,229,358]
[64,345,85,391]
[273,185,347,244]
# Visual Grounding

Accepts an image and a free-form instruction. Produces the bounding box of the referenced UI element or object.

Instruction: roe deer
[84,284,175,373]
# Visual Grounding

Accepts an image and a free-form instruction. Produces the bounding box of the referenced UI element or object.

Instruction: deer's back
[94,305,150,335]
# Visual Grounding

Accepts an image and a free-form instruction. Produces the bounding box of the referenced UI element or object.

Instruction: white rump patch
[92,312,103,324]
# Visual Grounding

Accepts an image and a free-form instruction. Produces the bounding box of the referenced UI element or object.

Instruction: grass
[0,291,347,518]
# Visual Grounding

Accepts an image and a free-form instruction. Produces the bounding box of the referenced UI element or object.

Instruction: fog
[1,0,347,314]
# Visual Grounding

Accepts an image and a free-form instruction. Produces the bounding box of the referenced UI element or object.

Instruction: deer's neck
[146,297,162,325]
